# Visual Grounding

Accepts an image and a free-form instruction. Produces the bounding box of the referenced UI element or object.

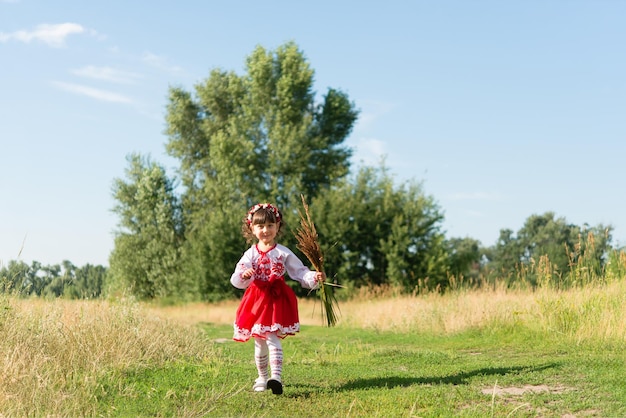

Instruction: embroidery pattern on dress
[251,247,285,282]
[233,322,300,341]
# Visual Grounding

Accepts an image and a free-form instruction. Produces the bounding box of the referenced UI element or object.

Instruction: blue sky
[1,1,625,267]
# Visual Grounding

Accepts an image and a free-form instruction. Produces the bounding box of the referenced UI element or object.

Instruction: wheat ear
[294,194,340,327]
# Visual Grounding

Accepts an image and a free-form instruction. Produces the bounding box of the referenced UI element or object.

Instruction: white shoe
[253,377,267,392]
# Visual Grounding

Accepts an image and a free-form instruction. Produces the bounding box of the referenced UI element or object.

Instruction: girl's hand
[315,272,326,284]
[242,268,254,280]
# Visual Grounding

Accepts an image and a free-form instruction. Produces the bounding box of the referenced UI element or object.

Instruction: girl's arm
[230,249,254,289]
[283,247,323,290]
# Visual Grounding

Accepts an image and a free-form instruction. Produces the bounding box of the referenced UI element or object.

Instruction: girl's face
[252,221,279,247]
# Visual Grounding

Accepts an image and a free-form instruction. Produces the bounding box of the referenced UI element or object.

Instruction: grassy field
[0,279,624,417]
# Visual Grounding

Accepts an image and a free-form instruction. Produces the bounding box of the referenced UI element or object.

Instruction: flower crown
[246,203,282,225]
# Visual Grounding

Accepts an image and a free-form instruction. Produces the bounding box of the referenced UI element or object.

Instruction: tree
[109,154,192,300]
[166,42,357,206]
[0,260,33,295]
[162,42,358,300]
[445,237,483,282]
[485,228,523,282]
[310,164,448,292]
[0,260,108,299]
[484,212,613,287]
[59,261,108,299]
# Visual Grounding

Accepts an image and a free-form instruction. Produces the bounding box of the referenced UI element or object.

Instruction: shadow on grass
[336,363,559,391]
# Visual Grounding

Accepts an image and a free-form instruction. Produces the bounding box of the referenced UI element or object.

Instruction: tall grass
[334,245,626,345]
[336,279,626,344]
[535,280,626,345]
[0,296,212,416]
[145,275,626,347]
[0,247,623,415]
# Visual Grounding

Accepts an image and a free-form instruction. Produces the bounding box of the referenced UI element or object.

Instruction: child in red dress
[230,203,325,395]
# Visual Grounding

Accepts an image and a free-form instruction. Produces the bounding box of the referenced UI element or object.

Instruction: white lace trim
[234,322,300,341]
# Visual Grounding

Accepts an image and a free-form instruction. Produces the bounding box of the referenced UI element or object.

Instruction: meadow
[0,278,624,417]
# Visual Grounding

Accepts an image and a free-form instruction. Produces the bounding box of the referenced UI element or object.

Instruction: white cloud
[71,66,142,84]
[353,99,395,133]
[361,138,386,157]
[0,23,91,47]
[350,137,387,166]
[141,51,184,73]
[51,81,133,103]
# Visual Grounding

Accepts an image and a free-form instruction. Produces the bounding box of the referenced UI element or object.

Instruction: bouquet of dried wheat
[294,194,340,327]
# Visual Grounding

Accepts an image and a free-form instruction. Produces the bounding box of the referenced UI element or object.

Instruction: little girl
[230,202,325,395]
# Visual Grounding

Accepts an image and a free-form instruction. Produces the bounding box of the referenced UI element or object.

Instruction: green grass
[2,277,623,416]
[95,324,625,417]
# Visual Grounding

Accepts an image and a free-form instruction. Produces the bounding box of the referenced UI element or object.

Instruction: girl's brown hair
[241,205,284,244]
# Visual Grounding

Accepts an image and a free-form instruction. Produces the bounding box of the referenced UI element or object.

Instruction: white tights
[254,333,283,381]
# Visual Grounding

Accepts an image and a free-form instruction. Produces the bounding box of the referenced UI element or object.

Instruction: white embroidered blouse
[230,244,319,290]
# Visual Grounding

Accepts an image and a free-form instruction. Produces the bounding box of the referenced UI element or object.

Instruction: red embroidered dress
[231,244,318,342]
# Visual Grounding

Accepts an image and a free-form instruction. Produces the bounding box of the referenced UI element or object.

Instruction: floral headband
[246,203,282,225]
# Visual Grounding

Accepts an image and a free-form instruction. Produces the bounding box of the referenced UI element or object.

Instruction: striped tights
[254,333,283,381]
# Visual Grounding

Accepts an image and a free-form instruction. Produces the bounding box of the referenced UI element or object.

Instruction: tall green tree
[109,154,192,300]
[310,165,448,292]
[163,42,358,299]
[166,42,357,208]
